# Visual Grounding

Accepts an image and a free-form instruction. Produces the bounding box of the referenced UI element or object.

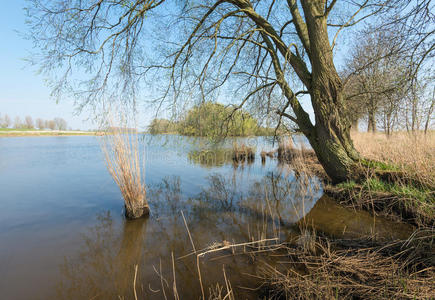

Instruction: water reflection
[56,212,149,299]
[302,195,414,240]
[0,136,415,299]
[54,171,321,299]
[53,169,414,299]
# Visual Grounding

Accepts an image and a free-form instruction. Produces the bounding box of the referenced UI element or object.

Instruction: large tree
[26,0,434,183]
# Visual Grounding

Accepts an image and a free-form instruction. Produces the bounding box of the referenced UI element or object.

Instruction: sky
[0,1,364,131]
[0,0,93,130]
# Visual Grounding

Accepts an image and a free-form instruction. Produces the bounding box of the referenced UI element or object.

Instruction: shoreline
[0,130,97,137]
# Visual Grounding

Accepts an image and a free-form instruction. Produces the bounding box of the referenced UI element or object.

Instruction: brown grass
[151,228,434,300]
[232,143,255,163]
[259,231,434,300]
[276,136,325,180]
[99,119,148,219]
[352,131,435,187]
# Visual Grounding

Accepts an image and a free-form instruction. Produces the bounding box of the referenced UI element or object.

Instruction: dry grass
[151,228,434,300]
[276,136,325,181]
[232,143,255,163]
[327,131,435,226]
[259,232,435,300]
[99,117,148,219]
[352,131,435,187]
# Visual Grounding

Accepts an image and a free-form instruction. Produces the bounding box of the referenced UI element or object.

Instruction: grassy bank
[0,128,96,137]
[277,131,435,227]
[326,177,434,227]
[329,132,434,227]
[352,131,435,188]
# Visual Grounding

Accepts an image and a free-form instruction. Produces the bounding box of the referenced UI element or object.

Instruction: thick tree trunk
[305,88,361,183]
[298,0,361,183]
[125,195,149,219]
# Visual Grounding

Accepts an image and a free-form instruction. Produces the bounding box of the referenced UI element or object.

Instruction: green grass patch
[337,177,434,224]
[360,159,401,172]
[338,177,432,205]
[363,178,431,204]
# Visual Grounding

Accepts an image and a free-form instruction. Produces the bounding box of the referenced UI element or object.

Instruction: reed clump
[276,136,325,180]
[277,137,317,163]
[100,124,149,219]
[232,143,254,163]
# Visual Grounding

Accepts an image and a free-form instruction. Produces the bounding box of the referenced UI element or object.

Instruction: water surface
[0,135,413,299]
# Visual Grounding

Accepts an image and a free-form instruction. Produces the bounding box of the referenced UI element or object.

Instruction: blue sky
[0,1,362,130]
[0,0,93,129]
[0,1,317,131]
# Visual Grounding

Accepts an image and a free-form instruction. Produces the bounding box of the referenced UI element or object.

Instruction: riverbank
[276,131,434,228]
[242,131,434,299]
[0,129,96,137]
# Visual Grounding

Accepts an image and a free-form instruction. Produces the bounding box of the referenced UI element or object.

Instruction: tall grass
[322,131,435,226]
[352,131,435,187]
[100,116,149,219]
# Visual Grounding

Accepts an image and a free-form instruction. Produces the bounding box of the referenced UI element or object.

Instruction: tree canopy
[148,102,273,136]
[26,0,434,182]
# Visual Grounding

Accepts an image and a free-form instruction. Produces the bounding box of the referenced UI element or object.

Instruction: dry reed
[259,234,434,300]
[100,117,148,219]
[352,131,435,187]
[232,143,255,163]
[161,229,434,300]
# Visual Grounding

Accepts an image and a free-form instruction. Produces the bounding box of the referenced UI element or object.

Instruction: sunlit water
[0,135,413,299]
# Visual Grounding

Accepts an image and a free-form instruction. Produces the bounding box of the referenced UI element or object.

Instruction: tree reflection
[55,212,148,300]
[54,171,323,299]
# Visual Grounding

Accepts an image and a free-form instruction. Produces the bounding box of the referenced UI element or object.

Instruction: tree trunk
[351,118,359,131]
[125,195,149,219]
[424,92,434,134]
[306,88,361,183]
[298,1,361,183]
[367,110,376,133]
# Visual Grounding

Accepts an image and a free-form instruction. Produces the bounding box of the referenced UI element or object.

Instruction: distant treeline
[148,103,275,137]
[0,113,68,130]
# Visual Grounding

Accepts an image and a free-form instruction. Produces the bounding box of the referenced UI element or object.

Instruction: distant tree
[54,118,68,130]
[148,103,267,137]
[148,119,178,135]
[424,87,435,134]
[3,114,11,128]
[178,102,259,137]
[36,118,45,129]
[25,116,34,129]
[47,120,56,130]
[14,116,23,129]
[0,114,3,128]
[343,29,410,134]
